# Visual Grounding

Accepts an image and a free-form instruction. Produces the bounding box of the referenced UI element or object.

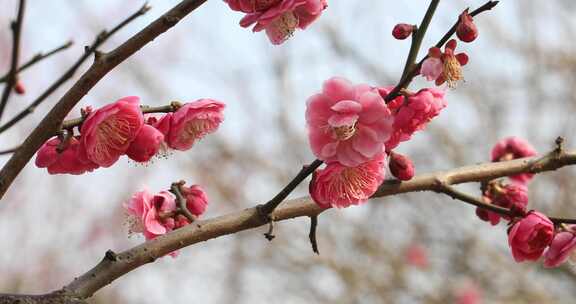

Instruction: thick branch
[55,149,576,299]
[0,41,74,83]
[0,0,26,121]
[0,0,208,200]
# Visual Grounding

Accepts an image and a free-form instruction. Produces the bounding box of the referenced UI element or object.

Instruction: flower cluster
[124,183,209,257]
[306,77,447,208]
[225,0,328,45]
[35,97,225,175]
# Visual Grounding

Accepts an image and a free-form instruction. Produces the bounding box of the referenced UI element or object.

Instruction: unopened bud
[456,9,478,43]
[14,80,25,95]
[392,23,415,40]
[389,152,415,181]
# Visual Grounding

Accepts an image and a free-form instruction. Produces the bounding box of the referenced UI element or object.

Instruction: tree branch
[0,41,74,84]
[0,0,26,122]
[0,0,208,200]
[11,148,566,302]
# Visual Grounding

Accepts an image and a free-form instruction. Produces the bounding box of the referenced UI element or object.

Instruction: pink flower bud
[508,211,554,262]
[544,229,576,268]
[456,9,478,43]
[126,124,165,162]
[392,23,414,40]
[181,184,209,217]
[14,80,25,95]
[35,136,99,175]
[388,152,414,181]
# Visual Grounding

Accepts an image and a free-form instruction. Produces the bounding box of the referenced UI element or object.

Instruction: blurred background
[1,0,576,303]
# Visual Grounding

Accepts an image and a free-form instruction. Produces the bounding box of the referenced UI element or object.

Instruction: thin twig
[0,0,26,122]
[170,181,196,223]
[399,0,441,82]
[0,146,19,156]
[0,41,74,83]
[0,2,151,135]
[385,0,500,102]
[259,159,323,216]
[309,215,319,254]
[437,184,576,225]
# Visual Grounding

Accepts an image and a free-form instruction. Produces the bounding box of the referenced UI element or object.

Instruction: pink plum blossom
[306,77,394,167]
[126,124,165,162]
[544,229,576,268]
[124,190,177,240]
[476,182,528,225]
[237,0,327,44]
[35,136,99,175]
[385,88,446,151]
[309,152,386,208]
[225,0,282,13]
[421,39,469,88]
[181,184,209,217]
[508,211,554,262]
[166,99,225,151]
[79,96,144,167]
[491,136,537,183]
[388,151,415,181]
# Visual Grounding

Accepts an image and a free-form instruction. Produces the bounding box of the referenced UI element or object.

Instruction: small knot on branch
[104,250,117,262]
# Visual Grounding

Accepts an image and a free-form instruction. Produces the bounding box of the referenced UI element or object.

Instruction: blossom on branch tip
[456,9,478,43]
[166,99,225,151]
[421,39,469,88]
[79,96,144,167]
[508,211,554,262]
[491,136,537,184]
[544,229,576,268]
[385,88,446,151]
[126,124,165,162]
[35,136,99,175]
[233,0,328,45]
[306,77,394,167]
[309,152,386,208]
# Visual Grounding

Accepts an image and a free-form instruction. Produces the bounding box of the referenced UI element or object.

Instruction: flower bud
[389,152,415,181]
[392,23,415,40]
[456,9,478,43]
[14,80,25,95]
[126,124,165,162]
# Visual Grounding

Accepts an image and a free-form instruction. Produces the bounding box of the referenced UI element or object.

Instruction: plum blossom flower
[421,39,469,88]
[124,190,177,240]
[475,182,528,225]
[235,0,328,44]
[508,211,554,262]
[181,184,209,217]
[306,77,394,167]
[544,229,576,268]
[126,124,165,162]
[385,88,446,151]
[309,152,386,208]
[35,136,99,175]
[388,151,414,181]
[491,136,537,183]
[456,9,478,43]
[166,99,225,151]
[79,96,144,167]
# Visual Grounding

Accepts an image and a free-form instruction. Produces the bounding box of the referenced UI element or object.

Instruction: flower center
[332,123,357,141]
[528,228,552,249]
[93,115,134,161]
[442,55,463,88]
[268,12,299,44]
[329,167,373,201]
[179,119,215,143]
